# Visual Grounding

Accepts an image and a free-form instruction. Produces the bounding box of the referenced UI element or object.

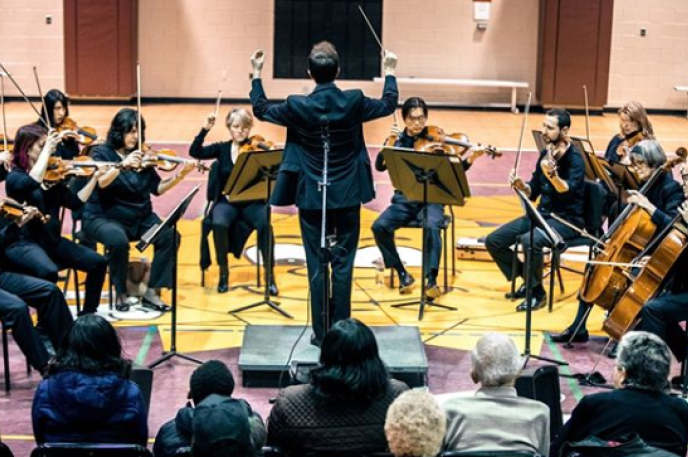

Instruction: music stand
[514,188,568,367]
[140,185,203,368]
[382,146,470,320]
[223,149,292,319]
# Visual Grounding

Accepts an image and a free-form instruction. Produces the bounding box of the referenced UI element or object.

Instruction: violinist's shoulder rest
[373,77,529,113]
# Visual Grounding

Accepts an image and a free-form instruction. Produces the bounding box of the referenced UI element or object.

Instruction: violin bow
[136,62,143,153]
[214,90,222,118]
[0,60,49,129]
[583,85,591,141]
[513,92,532,176]
[357,5,400,126]
[1,72,8,153]
[33,66,51,129]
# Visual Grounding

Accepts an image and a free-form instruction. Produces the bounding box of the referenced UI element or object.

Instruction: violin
[43,156,114,183]
[0,197,50,224]
[616,130,646,164]
[542,140,568,178]
[385,125,502,159]
[55,117,98,147]
[239,135,275,153]
[139,145,210,173]
[579,147,688,310]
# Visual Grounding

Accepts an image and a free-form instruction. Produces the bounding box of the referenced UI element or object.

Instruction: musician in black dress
[82,108,194,310]
[38,89,80,160]
[552,140,684,344]
[372,97,484,300]
[4,124,107,315]
[190,108,276,294]
[485,109,585,312]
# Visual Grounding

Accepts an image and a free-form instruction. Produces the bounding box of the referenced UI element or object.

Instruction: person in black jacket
[0,206,73,373]
[189,108,276,294]
[372,97,485,300]
[551,140,684,345]
[37,89,81,160]
[486,109,585,312]
[82,108,194,311]
[250,42,398,345]
[4,124,107,315]
[153,360,265,457]
[550,331,688,457]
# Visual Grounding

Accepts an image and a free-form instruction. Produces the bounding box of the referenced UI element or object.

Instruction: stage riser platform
[239,325,428,388]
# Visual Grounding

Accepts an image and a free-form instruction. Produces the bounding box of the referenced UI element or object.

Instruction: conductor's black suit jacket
[250,76,398,210]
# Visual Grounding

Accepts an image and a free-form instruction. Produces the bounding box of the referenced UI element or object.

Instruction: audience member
[154,360,265,457]
[31,314,148,446]
[550,331,688,457]
[267,318,408,456]
[385,389,445,457]
[442,334,549,455]
[192,394,256,457]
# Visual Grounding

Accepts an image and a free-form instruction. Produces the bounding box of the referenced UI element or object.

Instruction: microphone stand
[319,116,332,335]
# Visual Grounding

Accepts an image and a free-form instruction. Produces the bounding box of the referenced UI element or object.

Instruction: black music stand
[514,189,568,367]
[140,185,203,368]
[381,146,470,320]
[223,149,292,318]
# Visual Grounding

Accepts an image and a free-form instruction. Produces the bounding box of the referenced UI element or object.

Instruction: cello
[579,147,688,309]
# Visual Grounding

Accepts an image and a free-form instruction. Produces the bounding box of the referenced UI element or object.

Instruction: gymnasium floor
[1,102,686,455]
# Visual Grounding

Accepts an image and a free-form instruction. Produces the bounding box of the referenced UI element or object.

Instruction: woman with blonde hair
[190,108,277,294]
[605,100,655,164]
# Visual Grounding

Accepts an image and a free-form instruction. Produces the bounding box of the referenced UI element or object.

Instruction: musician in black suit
[189,108,276,294]
[250,42,398,345]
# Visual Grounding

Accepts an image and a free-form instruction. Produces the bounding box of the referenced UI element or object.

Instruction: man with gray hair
[551,331,688,457]
[442,334,550,455]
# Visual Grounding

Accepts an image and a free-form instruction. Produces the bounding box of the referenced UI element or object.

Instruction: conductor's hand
[251,50,265,77]
[383,50,397,75]
[204,113,216,131]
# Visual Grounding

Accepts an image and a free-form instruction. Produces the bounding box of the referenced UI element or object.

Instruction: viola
[139,145,210,173]
[0,197,50,224]
[579,147,688,309]
[55,117,98,147]
[239,135,275,153]
[615,130,646,164]
[385,125,502,159]
[43,156,114,183]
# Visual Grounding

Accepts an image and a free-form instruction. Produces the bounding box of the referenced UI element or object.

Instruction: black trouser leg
[140,214,178,290]
[638,292,688,361]
[424,204,444,278]
[211,200,241,267]
[83,218,131,295]
[48,238,108,312]
[485,216,530,283]
[243,202,275,275]
[3,241,59,283]
[0,272,73,358]
[0,286,50,371]
[371,202,416,270]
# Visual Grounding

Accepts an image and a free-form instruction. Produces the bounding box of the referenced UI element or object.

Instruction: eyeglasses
[408,115,426,124]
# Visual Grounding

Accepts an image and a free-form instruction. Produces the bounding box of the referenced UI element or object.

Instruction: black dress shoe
[398,271,416,294]
[671,375,687,389]
[425,278,442,299]
[607,342,619,359]
[516,294,546,312]
[218,266,229,294]
[310,335,322,348]
[550,327,589,343]
[269,279,279,296]
[505,284,527,300]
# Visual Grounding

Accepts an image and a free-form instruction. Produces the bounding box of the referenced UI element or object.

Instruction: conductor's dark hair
[47,314,131,378]
[39,89,70,126]
[310,318,389,403]
[307,41,340,84]
[401,97,428,120]
[106,108,146,150]
[545,108,571,130]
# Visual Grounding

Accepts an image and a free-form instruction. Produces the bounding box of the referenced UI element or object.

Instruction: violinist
[552,140,684,345]
[189,108,277,294]
[81,108,194,311]
[37,89,80,159]
[0,202,73,374]
[4,124,108,316]
[605,101,654,164]
[486,109,585,312]
[372,97,485,299]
